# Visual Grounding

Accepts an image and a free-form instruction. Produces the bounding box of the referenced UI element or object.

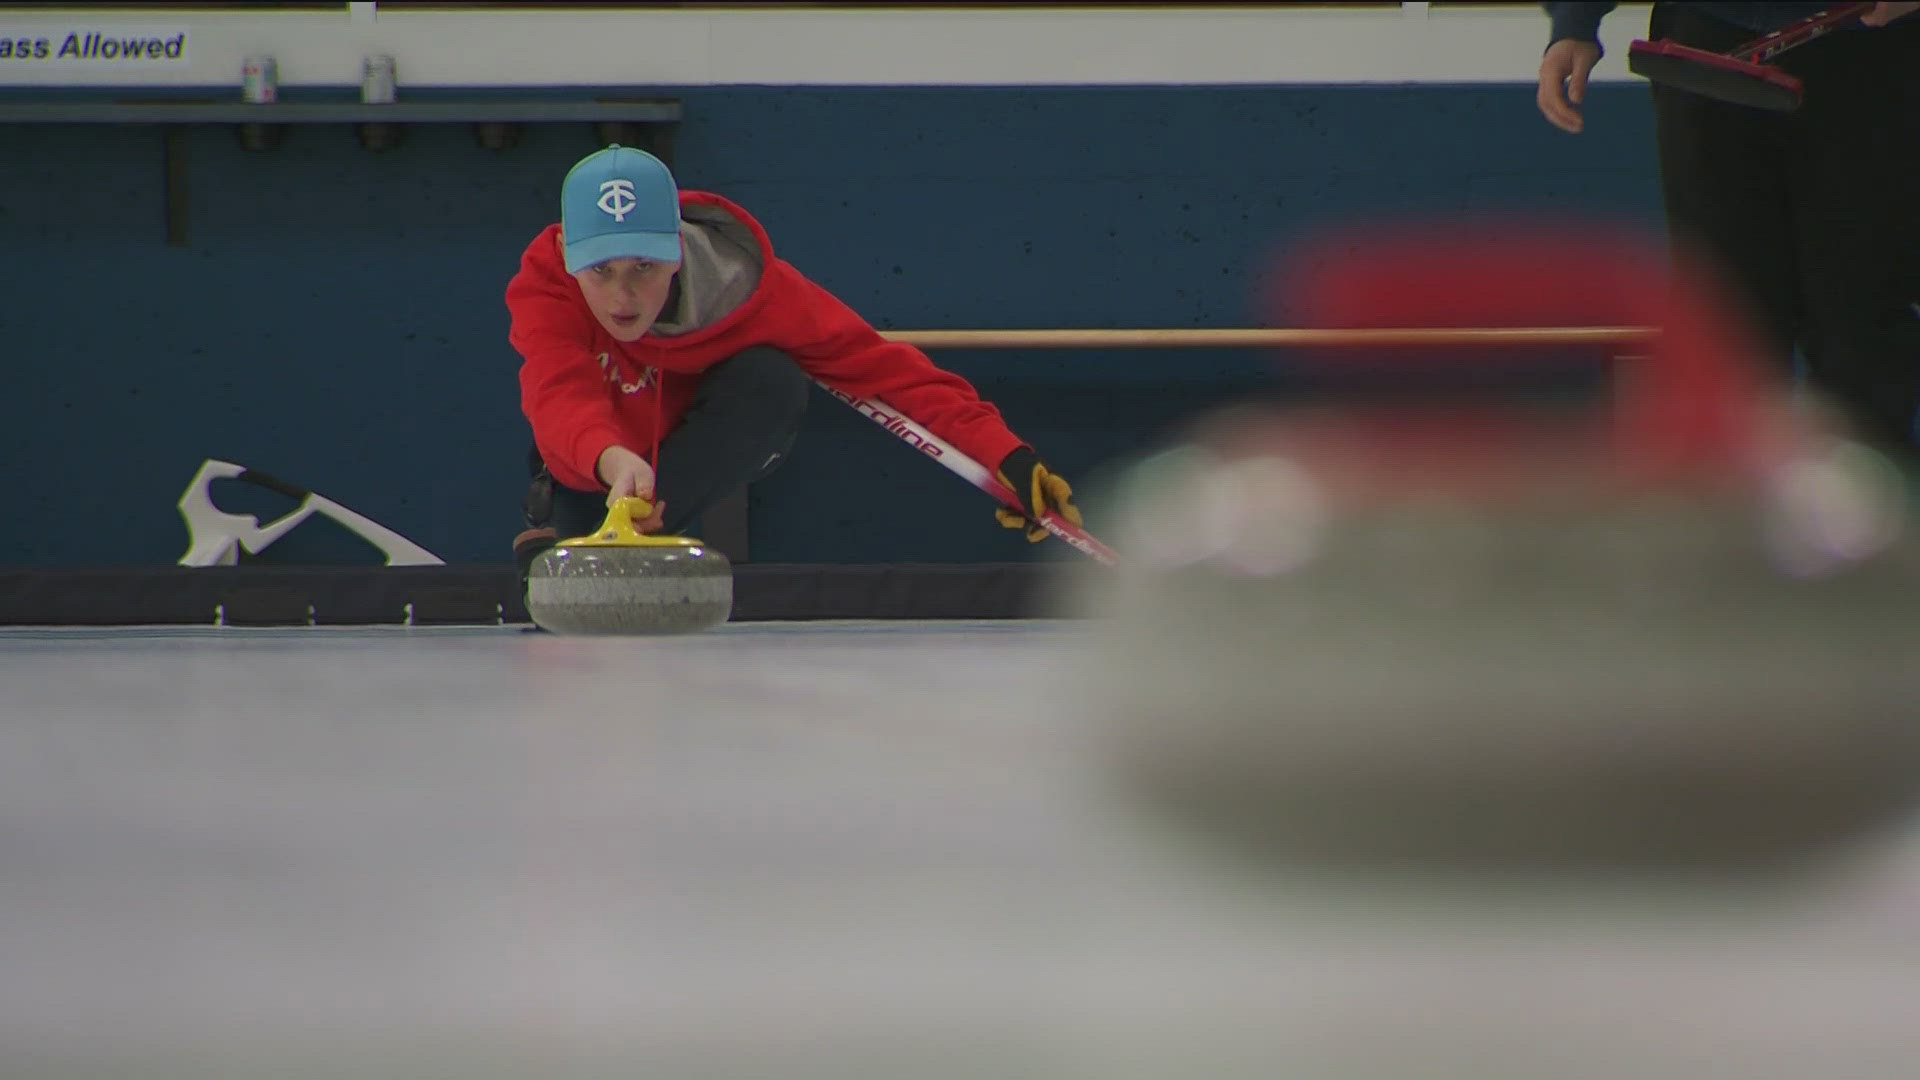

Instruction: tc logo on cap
[597,179,637,222]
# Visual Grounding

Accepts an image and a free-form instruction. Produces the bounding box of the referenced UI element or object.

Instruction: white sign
[0,27,188,65]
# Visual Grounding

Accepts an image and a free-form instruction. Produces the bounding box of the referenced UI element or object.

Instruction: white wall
[0,3,1654,88]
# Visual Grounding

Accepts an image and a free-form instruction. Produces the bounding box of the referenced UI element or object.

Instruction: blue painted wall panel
[0,84,1663,566]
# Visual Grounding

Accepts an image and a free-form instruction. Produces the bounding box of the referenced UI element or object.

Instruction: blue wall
[0,84,1663,567]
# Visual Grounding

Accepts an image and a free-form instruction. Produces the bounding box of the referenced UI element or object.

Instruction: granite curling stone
[526,497,732,635]
[1072,226,1920,874]
[1083,431,1920,873]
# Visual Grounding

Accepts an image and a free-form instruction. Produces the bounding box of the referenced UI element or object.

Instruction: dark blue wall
[0,83,1663,567]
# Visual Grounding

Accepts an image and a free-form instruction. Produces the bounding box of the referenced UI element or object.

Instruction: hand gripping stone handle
[814,380,1120,566]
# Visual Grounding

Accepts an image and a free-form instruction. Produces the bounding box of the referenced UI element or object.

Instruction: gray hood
[650,201,765,337]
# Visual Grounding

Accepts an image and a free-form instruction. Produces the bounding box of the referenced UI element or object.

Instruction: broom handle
[814,380,1121,566]
[1733,3,1873,63]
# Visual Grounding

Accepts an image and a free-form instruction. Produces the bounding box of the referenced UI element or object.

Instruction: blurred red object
[1266,221,1790,487]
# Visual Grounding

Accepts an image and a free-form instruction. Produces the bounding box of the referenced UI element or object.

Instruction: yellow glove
[995,447,1083,543]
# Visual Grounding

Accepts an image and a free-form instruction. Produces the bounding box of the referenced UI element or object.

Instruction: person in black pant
[1538,2,1920,463]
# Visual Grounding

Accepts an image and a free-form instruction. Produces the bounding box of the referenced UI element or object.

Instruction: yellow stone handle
[562,497,702,549]
[597,497,654,543]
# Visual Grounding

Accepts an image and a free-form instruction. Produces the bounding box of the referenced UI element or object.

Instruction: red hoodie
[507,190,1026,493]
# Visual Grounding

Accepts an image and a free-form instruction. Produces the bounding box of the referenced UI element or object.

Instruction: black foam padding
[729,563,1056,620]
[310,577,413,625]
[407,585,505,626]
[1628,41,1803,111]
[0,569,217,625]
[0,564,1069,624]
[218,585,313,626]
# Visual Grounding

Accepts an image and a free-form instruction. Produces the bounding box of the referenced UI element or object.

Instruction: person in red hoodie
[507,144,1082,571]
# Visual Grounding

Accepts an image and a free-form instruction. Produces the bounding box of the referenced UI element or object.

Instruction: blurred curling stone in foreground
[1073,222,1920,873]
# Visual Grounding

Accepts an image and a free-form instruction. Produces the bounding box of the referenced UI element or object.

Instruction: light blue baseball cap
[560,144,682,274]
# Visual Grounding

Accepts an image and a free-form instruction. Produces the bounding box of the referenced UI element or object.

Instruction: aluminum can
[241,55,278,104]
[361,55,397,105]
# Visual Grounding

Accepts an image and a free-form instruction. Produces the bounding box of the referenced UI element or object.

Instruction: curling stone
[1075,225,1920,873]
[525,497,732,635]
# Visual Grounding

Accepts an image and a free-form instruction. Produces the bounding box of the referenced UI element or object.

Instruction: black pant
[525,346,810,540]
[1648,3,1920,458]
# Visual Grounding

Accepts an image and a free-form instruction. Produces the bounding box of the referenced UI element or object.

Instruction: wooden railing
[881,327,1652,349]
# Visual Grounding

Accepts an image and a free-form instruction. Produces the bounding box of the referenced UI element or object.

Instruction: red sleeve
[506,233,621,492]
[765,264,1027,473]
